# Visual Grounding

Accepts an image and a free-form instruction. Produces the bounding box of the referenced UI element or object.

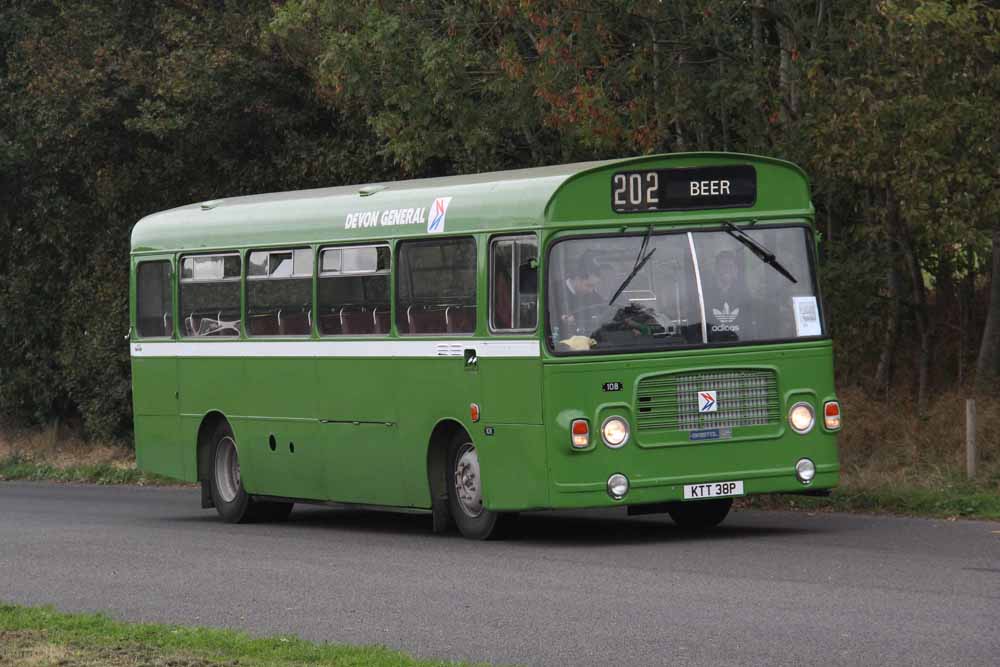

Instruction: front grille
[636,369,780,431]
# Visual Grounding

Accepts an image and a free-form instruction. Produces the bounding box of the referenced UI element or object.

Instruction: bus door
[474,235,547,508]
[482,234,542,423]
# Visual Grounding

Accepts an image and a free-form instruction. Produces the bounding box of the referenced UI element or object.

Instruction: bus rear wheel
[666,498,732,530]
[447,436,509,540]
[209,422,292,523]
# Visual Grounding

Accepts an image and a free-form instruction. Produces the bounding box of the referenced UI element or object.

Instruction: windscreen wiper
[723,221,797,284]
[609,225,657,305]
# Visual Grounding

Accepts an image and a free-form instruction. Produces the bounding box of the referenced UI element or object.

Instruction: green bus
[130,152,841,539]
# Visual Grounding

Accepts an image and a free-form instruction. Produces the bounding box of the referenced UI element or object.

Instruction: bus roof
[130,152,812,254]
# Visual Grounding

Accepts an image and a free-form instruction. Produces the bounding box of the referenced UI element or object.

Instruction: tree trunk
[874,261,902,393]
[900,219,931,418]
[975,225,1000,391]
[935,250,957,383]
[775,3,799,122]
[646,21,665,151]
[752,1,764,68]
[715,32,729,151]
[962,244,976,384]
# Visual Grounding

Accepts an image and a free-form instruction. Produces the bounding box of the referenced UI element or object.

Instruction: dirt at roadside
[0,426,134,472]
[0,630,234,667]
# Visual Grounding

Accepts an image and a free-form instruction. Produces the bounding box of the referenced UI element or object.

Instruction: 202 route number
[683,480,744,500]
[613,172,659,210]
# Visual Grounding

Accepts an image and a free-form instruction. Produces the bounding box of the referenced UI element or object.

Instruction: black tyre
[209,422,292,523]
[446,434,510,540]
[666,498,733,530]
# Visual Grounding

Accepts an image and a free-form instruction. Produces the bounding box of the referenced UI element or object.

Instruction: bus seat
[373,307,391,334]
[319,310,342,335]
[279,309,310,336]
[341,307,375,335]
[248,312,279,336]
[446,305,476,334]
[408,305,448,334]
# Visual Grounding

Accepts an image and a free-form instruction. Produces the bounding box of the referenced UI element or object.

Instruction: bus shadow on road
[270,506,819,545]
[505,512,816,546]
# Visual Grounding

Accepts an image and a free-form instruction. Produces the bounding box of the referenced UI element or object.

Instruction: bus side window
[179,253,241,337]
[396,237,476,335]
[490,235,538,333]
[136,261,173,338]
[317,245,390,336]
[246,248,312,336]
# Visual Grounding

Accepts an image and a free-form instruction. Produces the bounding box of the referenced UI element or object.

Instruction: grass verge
[0,424,180,486]
[0,455,177,486]
[0,603,479,667]
[739,479,1000,520]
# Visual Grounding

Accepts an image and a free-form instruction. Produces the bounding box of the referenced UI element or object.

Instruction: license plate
[683,480,744,500]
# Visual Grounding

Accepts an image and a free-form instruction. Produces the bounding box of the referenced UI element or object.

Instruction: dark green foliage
[1,0,998,439]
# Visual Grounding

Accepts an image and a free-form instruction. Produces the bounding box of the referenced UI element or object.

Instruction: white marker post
[966,398,976,480]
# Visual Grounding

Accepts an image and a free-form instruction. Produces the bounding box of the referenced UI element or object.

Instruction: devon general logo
[427,196,452,234]
[698,390,718,413]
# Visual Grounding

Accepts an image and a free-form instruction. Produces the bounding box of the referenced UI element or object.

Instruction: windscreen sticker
[793,296,822,336]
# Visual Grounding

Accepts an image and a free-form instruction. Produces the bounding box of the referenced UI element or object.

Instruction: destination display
[611,165,757,213]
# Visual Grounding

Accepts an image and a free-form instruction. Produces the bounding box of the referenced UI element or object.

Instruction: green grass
[741,477,1000,520]
[0,454,179,486]
[0,603,481,667]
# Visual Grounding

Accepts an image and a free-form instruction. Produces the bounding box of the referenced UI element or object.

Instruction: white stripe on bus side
[129,339,541,358]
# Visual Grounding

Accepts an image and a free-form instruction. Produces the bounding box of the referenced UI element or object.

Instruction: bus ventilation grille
[636,369,779,431]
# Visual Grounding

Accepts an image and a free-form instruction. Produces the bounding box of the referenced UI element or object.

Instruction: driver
[561,254,605,335]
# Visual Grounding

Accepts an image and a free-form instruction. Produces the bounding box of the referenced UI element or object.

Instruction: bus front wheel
[447,436,509,540]
[666,498,732,530]
[209,422,293,523]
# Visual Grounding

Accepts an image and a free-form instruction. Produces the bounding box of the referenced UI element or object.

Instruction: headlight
[795,458,816,484]
[601,416,630,448]
[788,402,815,434]
[607,473,629,499]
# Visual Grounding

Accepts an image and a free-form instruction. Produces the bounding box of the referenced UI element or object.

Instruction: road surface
[1,482,997,665]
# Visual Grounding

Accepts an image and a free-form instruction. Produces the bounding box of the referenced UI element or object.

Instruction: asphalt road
[1,482,998,666]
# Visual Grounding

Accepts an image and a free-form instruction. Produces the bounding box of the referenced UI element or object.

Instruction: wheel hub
[214,436,241,503]
[454,443,484,518]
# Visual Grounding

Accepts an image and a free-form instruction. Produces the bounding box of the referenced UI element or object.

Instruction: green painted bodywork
[130,152,838,512]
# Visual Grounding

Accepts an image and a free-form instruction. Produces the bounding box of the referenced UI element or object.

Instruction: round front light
[795,458,816,484]
[607,473,629,500]
[788,402,815,434]
[601,417,630,448]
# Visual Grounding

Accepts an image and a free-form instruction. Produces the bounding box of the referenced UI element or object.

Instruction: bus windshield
[547,225,822,354]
